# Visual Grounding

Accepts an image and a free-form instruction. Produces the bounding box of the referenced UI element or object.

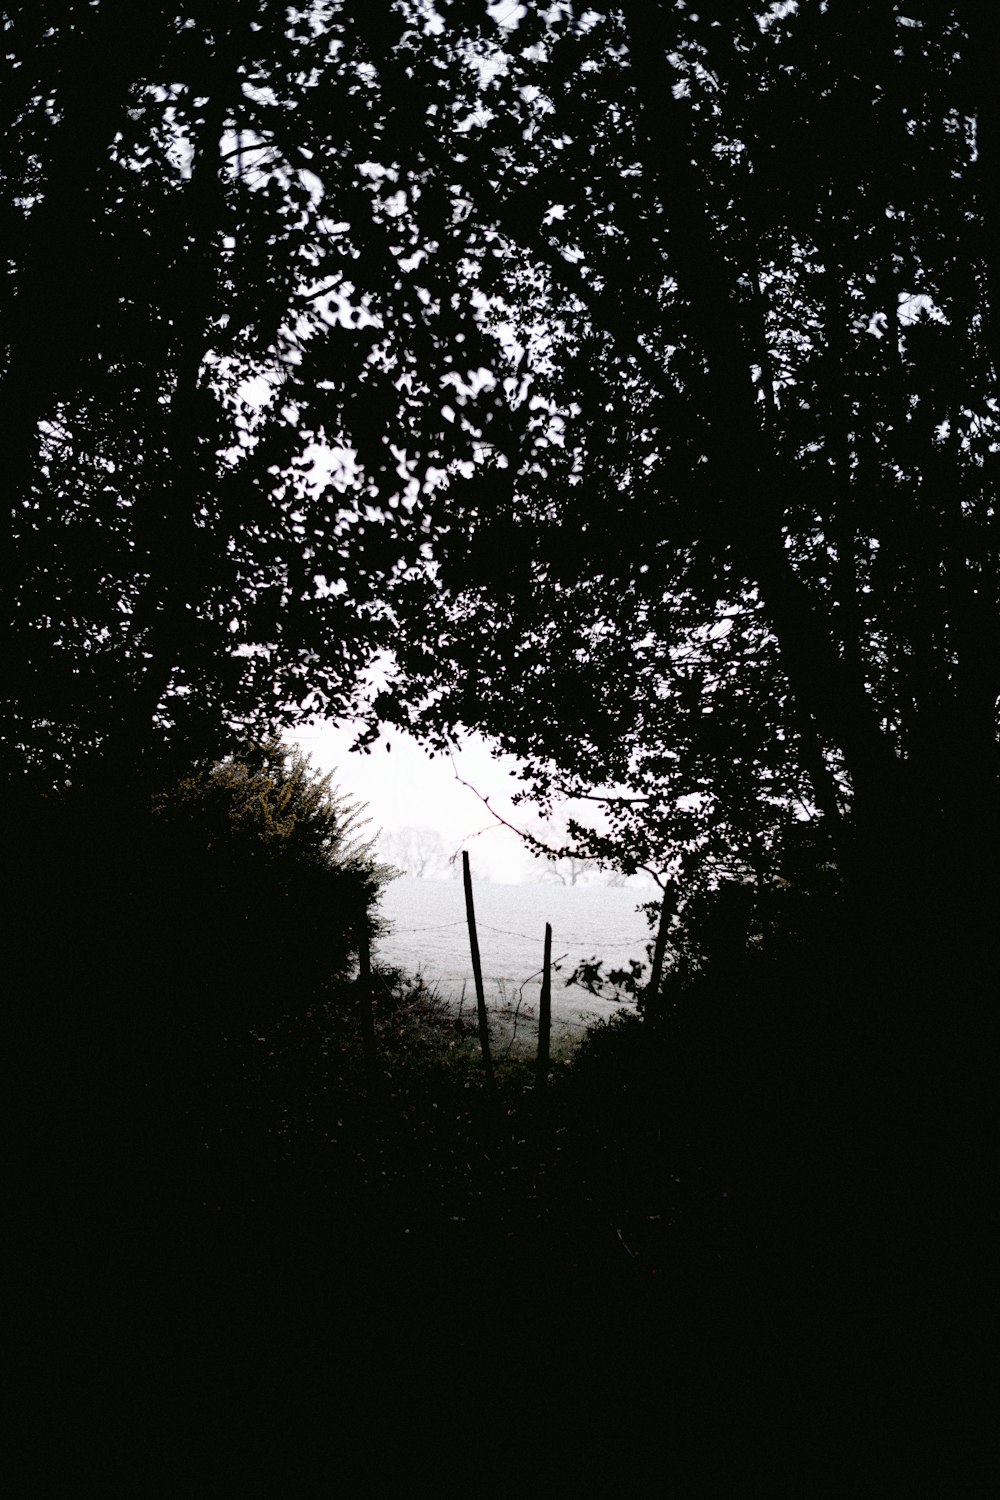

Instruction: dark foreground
[12,977,995,1493]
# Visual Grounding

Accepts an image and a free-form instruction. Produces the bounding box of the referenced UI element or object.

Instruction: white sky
[285,720,545,883]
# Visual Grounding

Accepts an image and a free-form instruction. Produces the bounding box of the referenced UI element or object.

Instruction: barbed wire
[384,918,649,949]
[377,912,650,948]
[382,920,469,935]
[477,922,546,941]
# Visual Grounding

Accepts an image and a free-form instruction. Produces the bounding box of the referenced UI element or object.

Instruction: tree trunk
[643,890,674,1022]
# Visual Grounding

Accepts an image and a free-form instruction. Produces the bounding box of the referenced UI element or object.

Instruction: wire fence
[375,879,652,1054]
[387,918,649,949]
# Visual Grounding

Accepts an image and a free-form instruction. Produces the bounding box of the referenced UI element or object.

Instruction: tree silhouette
[379,825,450,879]
[324,3,997,1279]
[516,808,602,886]
[6,4,995,1000]
[361,6,998,983]
[5,6,997,1013]
[6,6,997,1462]
[2,1,518,786]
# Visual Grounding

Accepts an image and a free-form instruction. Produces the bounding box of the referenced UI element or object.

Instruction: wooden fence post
[358,925,378,1096]
[536,922,552,1092]
[462,851,496,1093]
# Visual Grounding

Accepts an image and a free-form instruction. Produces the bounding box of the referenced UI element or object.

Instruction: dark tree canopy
[364,3,999,915]
[4,2,997,945]
[2,0,517,783]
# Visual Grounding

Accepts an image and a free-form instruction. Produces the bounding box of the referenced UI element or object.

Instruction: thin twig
[450,757,667,884]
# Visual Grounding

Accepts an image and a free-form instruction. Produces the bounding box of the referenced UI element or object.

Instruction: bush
[147,738,389,1025]
[8,740,390,1214]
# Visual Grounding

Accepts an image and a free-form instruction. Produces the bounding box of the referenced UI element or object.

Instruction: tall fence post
[462,851,496,1093]
[536,922,552,1092]
[644,890,673,1019]
[358,924,378,1097]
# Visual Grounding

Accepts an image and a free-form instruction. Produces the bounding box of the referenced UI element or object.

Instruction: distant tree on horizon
[379,825,451,880]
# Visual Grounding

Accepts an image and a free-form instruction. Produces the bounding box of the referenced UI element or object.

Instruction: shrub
[7,740,390,1185]
[147,739,389,1025]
